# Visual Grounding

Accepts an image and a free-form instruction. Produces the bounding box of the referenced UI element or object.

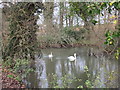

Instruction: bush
[3,57,34,81]
[61,26,86,41]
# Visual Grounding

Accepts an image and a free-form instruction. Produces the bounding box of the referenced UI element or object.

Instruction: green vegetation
[2,2,44,60]
[1,1,119,88]
[49,66,118,88]
[105,29,120,59]
[38,26,89,47]
[49,73,81,88]
[2,2,44,87]
[3,57,34,81]
[62,26,86,41]
[69,2,120,59]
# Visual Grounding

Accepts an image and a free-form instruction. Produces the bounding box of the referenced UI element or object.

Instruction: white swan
[48,52,53,58]
[68,53,76,61]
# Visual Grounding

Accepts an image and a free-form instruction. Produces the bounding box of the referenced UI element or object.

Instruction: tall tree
[69,2,99,30]
[68,15,73,26]
[43,2,54,33]
[59,2,64,28]
[2,2,44,60]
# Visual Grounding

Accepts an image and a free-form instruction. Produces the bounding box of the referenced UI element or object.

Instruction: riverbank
[39,43,99,49]
[39,43,113,59]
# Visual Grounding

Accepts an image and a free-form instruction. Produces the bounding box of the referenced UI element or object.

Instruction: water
[24,46,118,88]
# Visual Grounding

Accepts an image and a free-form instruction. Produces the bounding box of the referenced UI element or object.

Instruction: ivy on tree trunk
[2,2,44,60]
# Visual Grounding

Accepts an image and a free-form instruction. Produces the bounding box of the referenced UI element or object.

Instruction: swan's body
[68,53,76,61]
[48,52,53,58]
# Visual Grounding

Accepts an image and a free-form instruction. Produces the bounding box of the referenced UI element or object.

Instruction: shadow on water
[24,46,118,88]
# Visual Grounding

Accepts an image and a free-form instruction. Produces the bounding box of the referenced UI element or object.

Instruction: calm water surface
[24,46,118,88]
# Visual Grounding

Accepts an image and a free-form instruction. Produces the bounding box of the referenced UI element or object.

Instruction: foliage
[2,2,44,83]
[49,65,117,88]
[83,66,94,88]
[62,26,86,41]
[100,2,120,59]
[7,74,14,78]
[105,29,120,59]
[38,26,87,47]
[2,2,44,60]
[105,29,120,46]
[49,73,82,88]
[69,1,120,59]
[78,66,118,88]
[69,2,119,25]
[103,2,120,59]
[3,57,34,81]
[69,2,101,29]
[105,30,115,45]
[114,49,120,60]
[104,70,118,88]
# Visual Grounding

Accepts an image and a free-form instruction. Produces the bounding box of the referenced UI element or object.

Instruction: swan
[48,52,53,58]
[68,53,76,61]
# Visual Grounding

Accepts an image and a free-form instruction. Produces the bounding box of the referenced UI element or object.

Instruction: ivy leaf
[7,74,14,78]
[101,3,107,9]
[89,10,92,14]
[104,41,108,44]
[95,9,100,14]
[118,3,120,9]
[91,20,97,25]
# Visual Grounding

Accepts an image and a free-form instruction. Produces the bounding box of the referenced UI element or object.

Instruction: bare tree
[43,2,54,33]
[59,2,64,28]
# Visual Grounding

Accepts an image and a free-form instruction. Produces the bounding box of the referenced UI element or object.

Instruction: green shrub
[61,26,86,41]
[3,58,34,81]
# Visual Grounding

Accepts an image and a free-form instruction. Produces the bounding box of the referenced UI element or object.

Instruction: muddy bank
[39,43,99,49]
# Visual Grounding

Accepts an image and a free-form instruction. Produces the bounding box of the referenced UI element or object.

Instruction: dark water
[24,47,118,88]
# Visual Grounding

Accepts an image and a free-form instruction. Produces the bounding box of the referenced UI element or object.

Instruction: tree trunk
[98,14,101,25]
[104,9,107,24]
[59,2,64,28]
[76,16,79,26]
[69,16,73,26]
[84,19,91,41]
[84,19,90,30]
[107,12,110,24]
[118,9,120,47]
[2,2,43,60]
[64,2,68,27]
[43,2,54,34]
[66,17,68,27]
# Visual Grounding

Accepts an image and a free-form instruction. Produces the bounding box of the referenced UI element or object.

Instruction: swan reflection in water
[35,58,48,88]
[24,48,118,88]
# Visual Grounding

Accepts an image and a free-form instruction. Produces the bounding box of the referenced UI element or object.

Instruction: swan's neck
[74,54,76,59]
[51,52,52,55]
